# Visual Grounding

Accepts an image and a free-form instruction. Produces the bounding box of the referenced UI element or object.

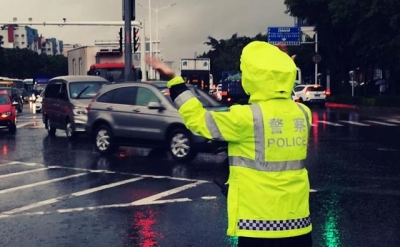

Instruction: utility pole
[123,0,134,81]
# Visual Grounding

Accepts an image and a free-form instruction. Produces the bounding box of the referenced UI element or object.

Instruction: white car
[35,91,44,112]
[292,84,326,107]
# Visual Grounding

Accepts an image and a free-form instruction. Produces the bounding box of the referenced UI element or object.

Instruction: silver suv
[85,81,227,162]
[42,76,109,139]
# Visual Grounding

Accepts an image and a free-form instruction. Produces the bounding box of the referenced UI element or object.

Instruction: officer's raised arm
[146,56,243,142]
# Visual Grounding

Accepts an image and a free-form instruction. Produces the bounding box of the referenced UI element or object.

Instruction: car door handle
[132,108,140,113]
[106,106,113,111]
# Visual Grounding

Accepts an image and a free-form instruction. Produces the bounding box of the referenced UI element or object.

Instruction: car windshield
[0,88,12,95]
[69,81,109,99]
[0,94,9,105]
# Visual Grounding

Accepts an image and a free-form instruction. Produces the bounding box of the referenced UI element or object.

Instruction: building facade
[0,25,63,55]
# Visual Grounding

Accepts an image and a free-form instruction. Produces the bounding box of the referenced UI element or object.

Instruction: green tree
[284,0,400,94]
[0,48,67,78]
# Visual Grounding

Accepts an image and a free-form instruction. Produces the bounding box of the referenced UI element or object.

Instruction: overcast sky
[4,0,294,70]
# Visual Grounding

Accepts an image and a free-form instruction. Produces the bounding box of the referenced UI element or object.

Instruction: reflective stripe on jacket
[171,78,312,238]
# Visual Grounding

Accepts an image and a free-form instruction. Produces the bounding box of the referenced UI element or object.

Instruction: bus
[0,77,13,87]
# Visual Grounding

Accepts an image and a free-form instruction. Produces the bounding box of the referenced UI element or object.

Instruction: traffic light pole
[124,0,133,81]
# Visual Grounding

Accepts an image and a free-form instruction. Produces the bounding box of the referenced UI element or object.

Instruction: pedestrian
[146,41,313,247]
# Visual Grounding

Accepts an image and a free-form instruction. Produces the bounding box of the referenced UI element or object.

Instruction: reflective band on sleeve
[249,104,265,164]
[205,112,225,141]
[297,104,310,129]
[174,90,195,109]
[229,156,305,172]
[238,216,311,231]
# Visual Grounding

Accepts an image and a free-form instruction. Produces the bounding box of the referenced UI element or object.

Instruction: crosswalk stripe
[318,121,344,126]
[0,168,49,179]
[2,176,144,215]
[339,120,370,126]
[0,173,87,195]
[386,119,400,124]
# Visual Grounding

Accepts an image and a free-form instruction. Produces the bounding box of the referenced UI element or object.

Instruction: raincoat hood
[240,41,297,103]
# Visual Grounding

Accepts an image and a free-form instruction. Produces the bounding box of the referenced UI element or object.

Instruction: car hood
[0,104,12,112]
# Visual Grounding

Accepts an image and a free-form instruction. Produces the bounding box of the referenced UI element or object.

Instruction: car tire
[45,117,56,136]
[8,123,16,134]
[94,125,117,154]
[65,120,76,141]
[168,128,197,163]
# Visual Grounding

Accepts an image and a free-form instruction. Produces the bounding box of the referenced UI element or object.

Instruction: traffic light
[119,27,123,53]
[133,27,140,53]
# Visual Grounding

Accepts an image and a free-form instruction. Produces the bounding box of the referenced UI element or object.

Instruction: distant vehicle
[292,84,326,107]
[42,75,110,140]
[0,77,13,88]
[0,90,19,133]
[85,81,227,162]
[87,63,142,83]
[35,90,44,113]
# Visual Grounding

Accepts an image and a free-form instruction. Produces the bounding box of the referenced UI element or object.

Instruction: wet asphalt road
[0,106,400,247]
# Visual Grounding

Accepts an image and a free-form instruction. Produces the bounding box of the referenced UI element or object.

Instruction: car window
[109,87,136,105]
[97,90,114,103]
[0,94,9,105]
[44,82,62,99]
[306,86,325,92]
[294,86,304,92]
[135,87,160,106]
[69,81,108,99]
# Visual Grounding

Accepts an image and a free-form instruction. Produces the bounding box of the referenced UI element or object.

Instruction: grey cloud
[3,0,294,70]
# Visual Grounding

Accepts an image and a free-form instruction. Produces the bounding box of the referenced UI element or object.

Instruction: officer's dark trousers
[238,232,312,247]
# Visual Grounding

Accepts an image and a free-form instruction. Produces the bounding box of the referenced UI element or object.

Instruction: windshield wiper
[76,86,90,99]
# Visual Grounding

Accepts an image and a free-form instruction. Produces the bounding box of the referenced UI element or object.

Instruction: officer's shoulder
[295,102,311,113]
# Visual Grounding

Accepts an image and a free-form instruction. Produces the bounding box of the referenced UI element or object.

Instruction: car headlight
[1,111,12,117]
[73,107,87,115]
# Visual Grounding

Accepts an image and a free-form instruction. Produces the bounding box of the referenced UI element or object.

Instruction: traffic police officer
[147,41,313,247]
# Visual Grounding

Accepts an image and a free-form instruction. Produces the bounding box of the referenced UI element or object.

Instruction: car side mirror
[148,101,164,110]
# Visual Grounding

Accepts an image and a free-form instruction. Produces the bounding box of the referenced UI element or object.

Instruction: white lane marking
[0,161,21,167]
[386,119,400,124]
[339,120,370,126]
[0,173,87,195]
[318,121,344,126]
[131,181,207,206]
[310,189,317,193]
[0,196,218,218]
[377,148,399,152]
[16,122,36,128]
[71,177,144,196]
[2,176,144,215]
[365,120,398,126]
[48,165,209,183]
[0,168,49,179]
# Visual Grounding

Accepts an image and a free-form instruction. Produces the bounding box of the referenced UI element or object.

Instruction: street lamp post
[138,2,177,79]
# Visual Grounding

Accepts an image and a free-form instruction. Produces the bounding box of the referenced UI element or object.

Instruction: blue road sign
[268,27,301,46]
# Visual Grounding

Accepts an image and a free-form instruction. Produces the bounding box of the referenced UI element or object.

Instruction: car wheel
[45,117,56,136]
[65,120,76,140]
[168,129,197,163]
[8,123,16,134]
[94,125,116,154]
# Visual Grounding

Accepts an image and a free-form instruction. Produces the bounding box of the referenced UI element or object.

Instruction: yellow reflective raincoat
[168,41,312,238]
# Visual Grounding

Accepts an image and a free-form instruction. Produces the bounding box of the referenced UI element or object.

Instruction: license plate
[315,94,320,97]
